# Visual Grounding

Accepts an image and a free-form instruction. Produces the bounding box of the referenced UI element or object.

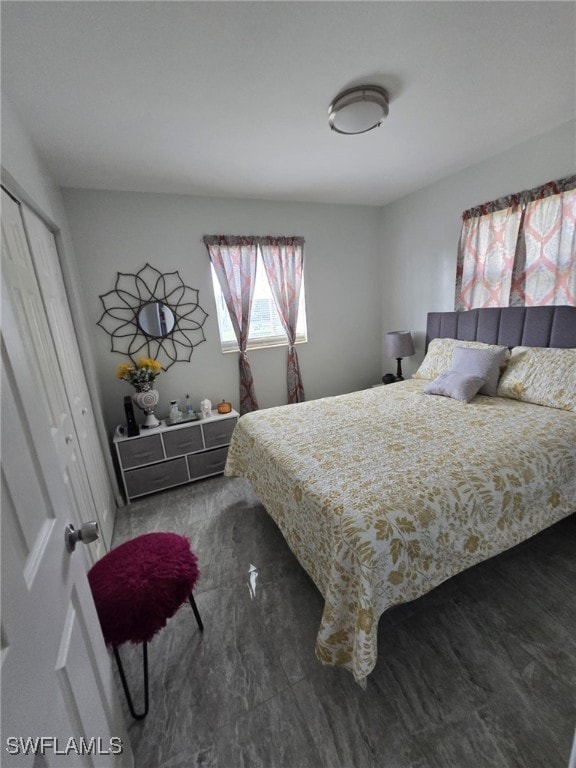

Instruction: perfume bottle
[185,394,194,415]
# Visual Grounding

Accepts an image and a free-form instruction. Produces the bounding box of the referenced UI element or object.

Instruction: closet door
[21,205,115,552]
[1,189,111,561]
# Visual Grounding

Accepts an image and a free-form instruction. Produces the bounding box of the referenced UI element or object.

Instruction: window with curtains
[455,175,576,310]
[210,247,308,352]
[204,234,307,412]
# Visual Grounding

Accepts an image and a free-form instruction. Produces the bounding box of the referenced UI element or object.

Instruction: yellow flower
[137,357,162,372]
[116,363,135,379]
[115,357,162,385]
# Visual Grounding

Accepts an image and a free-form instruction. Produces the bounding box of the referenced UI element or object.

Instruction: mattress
[225,379,576,684]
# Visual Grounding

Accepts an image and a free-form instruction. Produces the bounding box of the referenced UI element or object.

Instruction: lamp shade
[384,331,415,358]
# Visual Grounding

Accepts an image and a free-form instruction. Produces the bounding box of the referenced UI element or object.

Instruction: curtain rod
[462,174,576,221]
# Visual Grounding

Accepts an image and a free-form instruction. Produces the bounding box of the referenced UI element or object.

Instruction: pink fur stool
[88,532,203,719]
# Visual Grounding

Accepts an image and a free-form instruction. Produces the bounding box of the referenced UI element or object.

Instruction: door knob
[65,521,99,553]
[65,434,73,444]
[81,408,88,415]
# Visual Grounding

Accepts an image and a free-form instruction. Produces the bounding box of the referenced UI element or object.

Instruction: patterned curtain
[513,191,576,305]
[456,206,523,310]
[455,176,576,310]
[203,236,259,414]
[258,236,306,404]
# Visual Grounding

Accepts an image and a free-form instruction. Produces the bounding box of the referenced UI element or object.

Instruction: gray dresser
[114,409,238,501]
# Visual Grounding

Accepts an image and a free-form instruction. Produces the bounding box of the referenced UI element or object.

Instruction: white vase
[132,386,160,428]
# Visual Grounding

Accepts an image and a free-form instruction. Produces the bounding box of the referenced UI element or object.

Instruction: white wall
[62,189,382,432]
[379,119,576,379]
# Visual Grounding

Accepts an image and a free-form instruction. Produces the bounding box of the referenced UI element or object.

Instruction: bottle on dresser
[169,400,182,422]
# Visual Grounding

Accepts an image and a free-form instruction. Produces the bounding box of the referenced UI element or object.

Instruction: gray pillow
[424,371,485,403]
[451,345,508,396]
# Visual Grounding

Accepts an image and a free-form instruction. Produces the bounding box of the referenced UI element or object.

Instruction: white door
[1,190,105,563]
[1,276,133,766]
[20,204,115,553]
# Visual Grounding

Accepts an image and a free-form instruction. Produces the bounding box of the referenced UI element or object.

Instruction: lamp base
[395,358,404,381]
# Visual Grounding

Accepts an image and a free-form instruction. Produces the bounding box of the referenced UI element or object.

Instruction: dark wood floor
[112,476,576,768]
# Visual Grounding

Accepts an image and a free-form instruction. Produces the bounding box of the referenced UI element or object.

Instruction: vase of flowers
[116,358,162,429]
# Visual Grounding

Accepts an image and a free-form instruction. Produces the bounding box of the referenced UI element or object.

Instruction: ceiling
[2,1,574,207]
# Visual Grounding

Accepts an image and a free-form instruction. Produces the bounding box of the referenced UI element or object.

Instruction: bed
[225,306,576,684]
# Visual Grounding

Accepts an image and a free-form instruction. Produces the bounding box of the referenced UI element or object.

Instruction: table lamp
[384,331,415,381]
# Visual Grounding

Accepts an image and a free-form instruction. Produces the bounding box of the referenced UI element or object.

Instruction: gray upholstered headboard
[426,306,576,350]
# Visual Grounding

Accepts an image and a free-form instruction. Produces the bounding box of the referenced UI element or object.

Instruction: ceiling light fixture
[328,84,389,135]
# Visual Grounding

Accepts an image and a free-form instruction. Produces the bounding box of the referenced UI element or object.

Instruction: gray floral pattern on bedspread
[224,379,576,684]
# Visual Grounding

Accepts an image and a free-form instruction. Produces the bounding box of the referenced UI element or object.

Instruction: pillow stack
[416,339,510,403]
[415,337,575,409]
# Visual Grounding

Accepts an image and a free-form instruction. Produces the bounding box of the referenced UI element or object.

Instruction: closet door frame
[21,202,117,553]
[3,171,121,505]
[2,180,121,552]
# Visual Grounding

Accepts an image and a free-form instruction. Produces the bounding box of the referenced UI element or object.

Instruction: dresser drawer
[118,434,164,469]
[124,457,189,498]
[203,418,237,449]
[187,447,228,479]
[163,424,203,457]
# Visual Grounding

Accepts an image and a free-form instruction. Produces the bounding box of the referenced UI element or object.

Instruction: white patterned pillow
[413,338,510,381]
[496,347,576,411]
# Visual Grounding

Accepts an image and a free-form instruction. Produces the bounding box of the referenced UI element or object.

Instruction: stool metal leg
[113,643,149,720]
[113,595,200,720]
[188,593,204,632]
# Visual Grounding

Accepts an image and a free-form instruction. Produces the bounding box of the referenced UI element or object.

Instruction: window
[455,175,576,310]
[210,251,308,352]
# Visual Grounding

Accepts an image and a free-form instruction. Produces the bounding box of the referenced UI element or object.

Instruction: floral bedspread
[225,380,576,684]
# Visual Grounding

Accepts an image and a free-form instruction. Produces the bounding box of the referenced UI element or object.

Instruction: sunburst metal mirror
[97,264,208,370]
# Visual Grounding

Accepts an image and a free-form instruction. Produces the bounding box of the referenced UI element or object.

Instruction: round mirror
[137,302,176,338]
